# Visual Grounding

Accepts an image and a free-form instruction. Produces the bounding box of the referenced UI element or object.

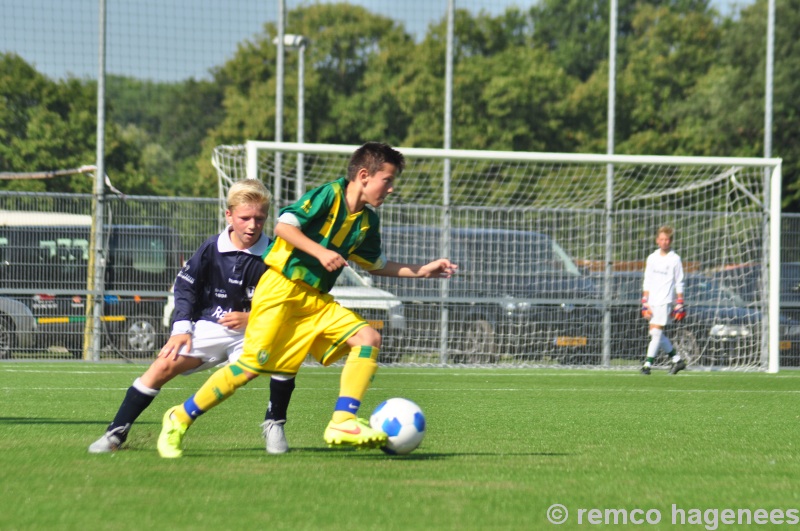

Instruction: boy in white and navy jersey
[89,179,295,454]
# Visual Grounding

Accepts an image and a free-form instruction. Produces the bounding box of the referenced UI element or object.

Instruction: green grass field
[1,363,799,530]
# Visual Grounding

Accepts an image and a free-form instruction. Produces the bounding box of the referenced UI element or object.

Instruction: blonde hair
[657,225,674,241]
[227,179,271,212]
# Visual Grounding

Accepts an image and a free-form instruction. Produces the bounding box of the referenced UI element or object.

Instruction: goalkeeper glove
[671,297,686,321]
[641,297,652,320]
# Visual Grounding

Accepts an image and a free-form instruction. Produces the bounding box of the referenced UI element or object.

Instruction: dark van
[375,227,602,363]
[0,211,181,358]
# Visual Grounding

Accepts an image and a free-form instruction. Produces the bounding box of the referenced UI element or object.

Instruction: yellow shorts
[238,268,368,375]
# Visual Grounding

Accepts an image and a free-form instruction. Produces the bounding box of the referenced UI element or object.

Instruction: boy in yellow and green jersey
[157,141,458,457]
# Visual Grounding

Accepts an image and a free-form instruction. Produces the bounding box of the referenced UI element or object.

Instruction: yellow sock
[332,346,378,423]
[172,363,253,425]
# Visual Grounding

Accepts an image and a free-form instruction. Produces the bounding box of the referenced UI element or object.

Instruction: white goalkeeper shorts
[177,319,245,375]
[648,304,672,327]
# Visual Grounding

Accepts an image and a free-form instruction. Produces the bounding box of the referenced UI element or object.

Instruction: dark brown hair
[347,142,405,181]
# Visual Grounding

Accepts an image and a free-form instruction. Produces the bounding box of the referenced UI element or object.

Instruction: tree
[0,54,99,193]
[398,8,576,153]
[529,0,712,82]
[106,76,225,196]
[206,4,412,147]
[0,53,176,196]
[614,4,720,154]
[665,0,800,211]
[718,0,800,211]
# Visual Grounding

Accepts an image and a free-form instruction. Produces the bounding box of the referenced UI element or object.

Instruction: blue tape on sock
[183,396,203,420]
[335,396,361,414]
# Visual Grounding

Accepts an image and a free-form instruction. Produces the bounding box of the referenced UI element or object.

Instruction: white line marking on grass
[370,387,800,394]
[4,366,799,378]
[0,369,141,375]
[530,387,800,394]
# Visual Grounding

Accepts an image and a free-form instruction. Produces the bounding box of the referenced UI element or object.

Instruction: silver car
[0,297,37,359]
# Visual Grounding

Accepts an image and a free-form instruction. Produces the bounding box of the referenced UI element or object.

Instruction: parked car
[0,297,37,359]
[0,211,181,358]
[711,263,800,366]
[375,227,603,364]
[711,263,800,306]
[593,271,800,367]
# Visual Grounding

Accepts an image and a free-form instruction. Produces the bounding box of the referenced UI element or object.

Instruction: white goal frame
[226,141,783,372]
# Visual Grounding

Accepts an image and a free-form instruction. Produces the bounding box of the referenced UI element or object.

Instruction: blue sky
[1,0,755,82]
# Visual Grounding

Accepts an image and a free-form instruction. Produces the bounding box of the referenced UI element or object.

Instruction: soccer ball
[369,398,426,455]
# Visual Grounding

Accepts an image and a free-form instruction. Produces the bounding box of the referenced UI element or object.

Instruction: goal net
[212,142,783,372]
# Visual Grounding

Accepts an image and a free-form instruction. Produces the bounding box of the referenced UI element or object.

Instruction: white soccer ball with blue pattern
[370,398,426,455]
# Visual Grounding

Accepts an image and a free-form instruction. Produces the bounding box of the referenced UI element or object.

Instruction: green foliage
[723,0,800,210]
[616,5,721,154]
[1,1,799,211]
[0,55,97,193]
[106,75,225,196]
[529,0,713,81]
[452,47,576,152]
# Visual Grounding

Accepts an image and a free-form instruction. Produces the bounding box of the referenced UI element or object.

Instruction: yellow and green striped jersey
[265,177,386,293]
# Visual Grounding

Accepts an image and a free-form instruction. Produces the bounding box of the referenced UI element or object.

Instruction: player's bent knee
[143,356,196,387]
[349,326,381,349]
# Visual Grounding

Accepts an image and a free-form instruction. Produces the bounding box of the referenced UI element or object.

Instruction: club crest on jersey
[257,349,270,364]
[354,227,368,247]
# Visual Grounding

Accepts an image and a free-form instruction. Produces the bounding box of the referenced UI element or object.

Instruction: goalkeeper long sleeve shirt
[642,249,684,306]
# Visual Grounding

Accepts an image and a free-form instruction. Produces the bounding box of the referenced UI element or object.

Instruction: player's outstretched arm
[371,258,458,279]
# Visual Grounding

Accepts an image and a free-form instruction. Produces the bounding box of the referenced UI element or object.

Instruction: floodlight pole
[439,0,454,365]
[297,38,306,199]
[274,0,285,222]
[274,33,308,201]
[602,0,618,368]
[85,0,107,361]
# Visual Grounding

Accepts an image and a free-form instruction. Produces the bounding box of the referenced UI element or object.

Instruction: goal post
[213,141,783,372]
[768,163,782,373]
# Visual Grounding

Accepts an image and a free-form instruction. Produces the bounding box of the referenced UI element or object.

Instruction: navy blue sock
[108,384,157,440]
[265,377,295,422]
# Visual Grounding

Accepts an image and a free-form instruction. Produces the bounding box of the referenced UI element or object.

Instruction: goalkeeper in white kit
[640,225,687,375]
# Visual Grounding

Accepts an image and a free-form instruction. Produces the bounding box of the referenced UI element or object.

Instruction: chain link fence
[3,183,797,367]
[0,192,215,361]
